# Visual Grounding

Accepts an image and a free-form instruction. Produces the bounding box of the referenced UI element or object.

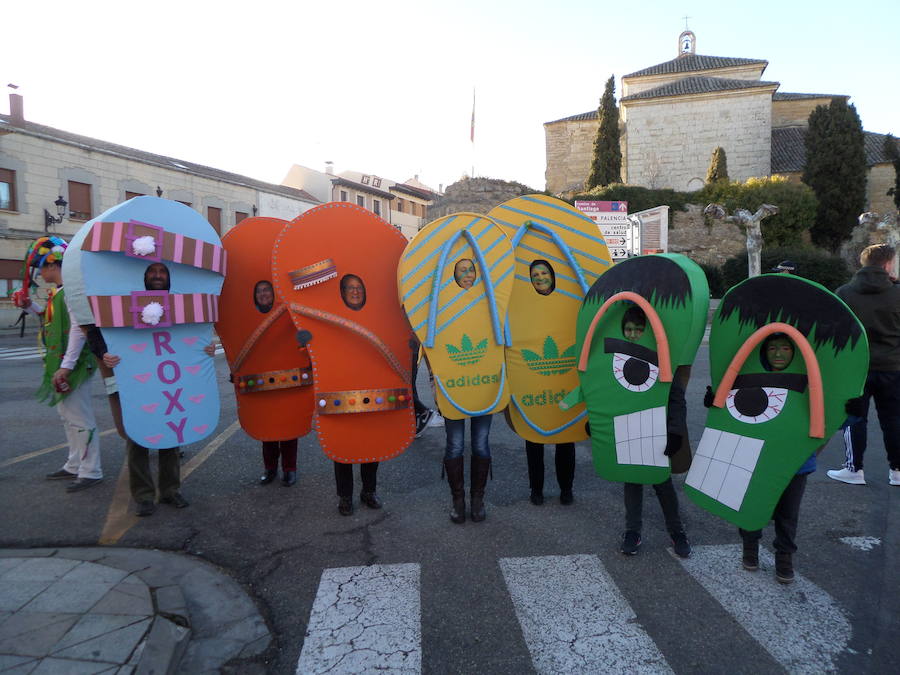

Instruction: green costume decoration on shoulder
[36,287,95,406]
[562,254,709,484]
[684,274,868,530]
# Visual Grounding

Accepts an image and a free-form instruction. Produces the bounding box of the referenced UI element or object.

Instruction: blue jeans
[444,414,492,460]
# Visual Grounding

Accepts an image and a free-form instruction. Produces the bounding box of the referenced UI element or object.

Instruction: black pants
[334,461,379,497]
[624,478,683,534]
[525,441,575,493]
[740,473,808,555]
[844,371,900,471]
[127,439,180,502]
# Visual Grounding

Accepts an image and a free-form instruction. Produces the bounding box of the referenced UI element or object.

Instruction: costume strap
[316,387,411,414]
[231,303,289,372]
[83,220,227,275]
[236,366,313,394]
[88,291,219,328]
[288,303,411,384]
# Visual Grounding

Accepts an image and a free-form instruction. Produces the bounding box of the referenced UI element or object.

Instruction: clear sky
[4,0,898,194]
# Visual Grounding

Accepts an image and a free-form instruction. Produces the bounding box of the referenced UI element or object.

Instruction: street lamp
[44,196,68,232]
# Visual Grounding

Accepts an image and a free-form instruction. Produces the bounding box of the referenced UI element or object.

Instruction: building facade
[281,164,437,240]
[544,31,898,214]
[0,93,319,297]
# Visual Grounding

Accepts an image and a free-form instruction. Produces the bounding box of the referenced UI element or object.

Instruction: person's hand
[12,289,31,309]
[52,368,71,393]
[103,353,120,368]
[664,432,682,457]
[203,343,216,357]
[703,385,715,408]
[845,396,866,418]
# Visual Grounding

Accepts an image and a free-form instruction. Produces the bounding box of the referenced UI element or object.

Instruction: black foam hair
[718,275,863,350]
[586,256,691,307]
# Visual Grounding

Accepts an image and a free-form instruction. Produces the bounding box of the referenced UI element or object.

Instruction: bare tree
[704,203,780,277]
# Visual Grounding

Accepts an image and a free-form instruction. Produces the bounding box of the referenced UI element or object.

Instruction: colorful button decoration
[333,400,341,406]
[376,397,384,404]
[319,399,326,407]
[349,398,356,405]
[363,397,370,404]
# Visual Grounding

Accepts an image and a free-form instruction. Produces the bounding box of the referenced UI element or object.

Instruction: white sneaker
[826,468,866,485]
[889,469,900,486]
[428,412,445,427]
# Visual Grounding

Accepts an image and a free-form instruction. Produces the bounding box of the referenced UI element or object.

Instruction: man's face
[454,259,476,289]
[145,263,170,291]
[342,276,365,310]
[39,263,62,285]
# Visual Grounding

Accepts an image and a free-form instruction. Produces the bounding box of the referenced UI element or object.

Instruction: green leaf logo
[446,334,488,366]
[523,337,577,375]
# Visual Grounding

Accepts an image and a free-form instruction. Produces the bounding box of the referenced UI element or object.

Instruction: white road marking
[297,563,421,674]
[500,554,672,674]
[839,536,881,552]
[678,545,850,673]
[0,346,42,360]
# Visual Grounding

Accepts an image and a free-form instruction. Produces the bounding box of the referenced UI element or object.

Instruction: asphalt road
[1,334,898,674]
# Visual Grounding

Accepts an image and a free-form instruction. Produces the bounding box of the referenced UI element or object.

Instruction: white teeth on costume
[685,428,763,511]
[613,407,668,467]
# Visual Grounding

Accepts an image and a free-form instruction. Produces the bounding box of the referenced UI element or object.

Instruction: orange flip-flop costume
[272,203,415,463]
[216,217,315,441]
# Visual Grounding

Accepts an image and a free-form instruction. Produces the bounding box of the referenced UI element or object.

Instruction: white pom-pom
[132,235,156,256]
[51,245,65,254]
[141,301,164,325]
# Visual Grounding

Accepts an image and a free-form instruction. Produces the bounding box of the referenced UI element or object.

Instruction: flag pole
[470,87,475,178]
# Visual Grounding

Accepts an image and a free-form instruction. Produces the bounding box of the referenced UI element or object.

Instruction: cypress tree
[585,75,622,190]
[802,99,867,250]
[884,133,900,211]
[706,147,729,183]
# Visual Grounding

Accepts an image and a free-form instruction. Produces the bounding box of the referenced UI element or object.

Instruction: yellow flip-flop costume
[399,213,514,419]
[488,195,612,443]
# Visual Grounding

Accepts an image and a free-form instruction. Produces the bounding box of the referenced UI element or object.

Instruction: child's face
[765,337,794,371]
[623,320,645,342]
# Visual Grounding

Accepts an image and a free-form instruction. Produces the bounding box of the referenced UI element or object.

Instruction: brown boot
[470,455,491,522]
[444,457,466,524]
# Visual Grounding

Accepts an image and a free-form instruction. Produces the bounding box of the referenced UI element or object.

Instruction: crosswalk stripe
[678,545,850,673]
[500,554,672,674]
[0,347,41,354]
[297,563,421,674]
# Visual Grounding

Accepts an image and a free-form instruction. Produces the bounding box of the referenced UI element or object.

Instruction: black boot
[775,552,794,584]
[259,469,277,485]
[525,441,544,506]
[556,443,576,505]
[282,470,297,487]
[470,456,491,523]
[444,457,466,524]
[742,539,759,571]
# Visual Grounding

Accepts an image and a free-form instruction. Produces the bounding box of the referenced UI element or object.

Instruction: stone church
[544,31,897,213]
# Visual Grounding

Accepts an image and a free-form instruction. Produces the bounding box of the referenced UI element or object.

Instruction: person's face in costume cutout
[764,336,794,372]
[144,262,170,291]
[254,280,274,313]
[454,259,476,290]
[530,261,554,296]
[340,274,366,310]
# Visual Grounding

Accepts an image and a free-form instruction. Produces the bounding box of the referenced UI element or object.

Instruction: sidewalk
[0,548,270,674]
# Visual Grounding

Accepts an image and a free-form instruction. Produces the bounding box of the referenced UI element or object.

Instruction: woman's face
[454,259,476,289]
[530,263,553,295]
[765,337,795,371]
[254,282,274,310]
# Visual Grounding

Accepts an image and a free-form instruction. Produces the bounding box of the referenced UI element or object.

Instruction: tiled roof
[771,127,899,173]
[0,115,320,204]
[545,110,598,125]
[624,54,767,78]
[621,76,779,102]
[330,176,395,199]
[390,183,435,200]
[773,92,846,101]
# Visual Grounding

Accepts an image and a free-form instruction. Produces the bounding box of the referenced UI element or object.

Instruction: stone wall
[544,118,598,194]
[427,177,539,220]
[623,88,774,191]
[667,204,747,266]
[867,163,898,215]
